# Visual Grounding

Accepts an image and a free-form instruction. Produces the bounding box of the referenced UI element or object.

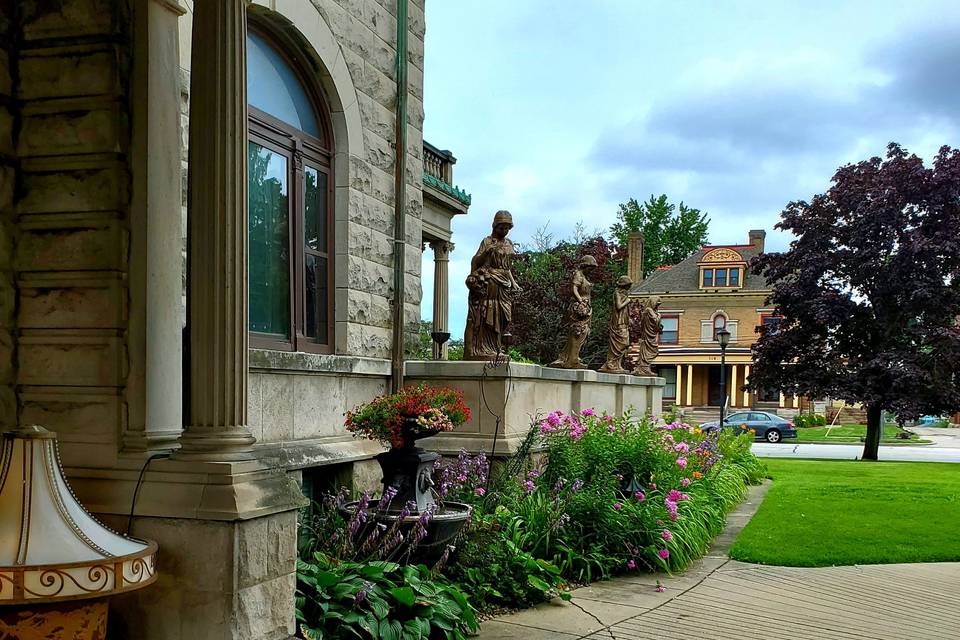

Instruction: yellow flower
[693,428,702,435]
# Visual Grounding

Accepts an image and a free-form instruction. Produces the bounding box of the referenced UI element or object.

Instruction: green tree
[610,194,710,277]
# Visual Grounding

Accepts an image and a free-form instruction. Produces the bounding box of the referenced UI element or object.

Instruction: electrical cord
[480,342,514,489]
[126,452,171,536]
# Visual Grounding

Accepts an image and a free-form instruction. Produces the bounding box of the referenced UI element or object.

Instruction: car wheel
[765,429,782,443]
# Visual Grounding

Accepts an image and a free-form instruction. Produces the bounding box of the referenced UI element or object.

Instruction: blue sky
[420,1,960,339]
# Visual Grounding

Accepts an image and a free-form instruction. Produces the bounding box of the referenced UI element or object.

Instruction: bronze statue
[599,276,634,374]
[549,255,598,370]
[633,295,662,376]
[464,210,520,360]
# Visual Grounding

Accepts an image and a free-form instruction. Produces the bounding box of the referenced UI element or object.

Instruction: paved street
[476,483,960,640]
[752,441,960,462]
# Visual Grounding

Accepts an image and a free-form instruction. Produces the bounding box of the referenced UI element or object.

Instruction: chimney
[627,232,644,283]
[748,229,766,253]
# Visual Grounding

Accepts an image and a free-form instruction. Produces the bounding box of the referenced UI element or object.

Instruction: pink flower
[634,491,645,502]
[681,477,691,487]
[661,529,673,542]
[658,548,670,560]
[655,584,666,593]
[650,483,657,489]
[523,480,535,494]
[627,560,636,570]
[668,489,683,502]
[474,487,486,497]
[674,442,690,453]
[581,408,595,417]
[676,457,688,469]
[613,502,623,511]
[607,425,616,433]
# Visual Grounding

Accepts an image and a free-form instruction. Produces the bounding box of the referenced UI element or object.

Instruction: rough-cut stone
[17,224,123,271]
[18,49,120,100]
[18,283,125,329]
[21,0,122,41]
[18,165,128,214]
[19,106,124,157]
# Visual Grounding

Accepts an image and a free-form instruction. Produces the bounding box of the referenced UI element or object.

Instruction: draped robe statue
[464,211,520,360]
[549,255,598,370]
[599,276,634,374]
[633,295,662,376]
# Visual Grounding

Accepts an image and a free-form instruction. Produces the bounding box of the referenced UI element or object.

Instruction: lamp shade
[716,328,731,348]
[0,426,157,605]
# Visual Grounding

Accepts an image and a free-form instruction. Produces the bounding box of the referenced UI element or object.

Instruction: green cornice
[422,172,472,207]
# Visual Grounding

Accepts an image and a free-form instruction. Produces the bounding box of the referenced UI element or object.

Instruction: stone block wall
[179,0,426,362]
[10,0,132,466]
[0,2,16,429]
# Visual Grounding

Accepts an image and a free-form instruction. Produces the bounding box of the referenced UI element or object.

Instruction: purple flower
[377,486,398,510]
[655,584,666,593]
[523,480,536,494]
[627,560,637,570]
[681,477,691,487]
[634,491,645,502]
[661,529,673,542]
[658,548,670,560]
[674,442,690,453]
[581,408,595,417]
[613,502,623,511]
[676,457,688,470]
[474,486,486,497]
[571,479,584,492]
[668,489,683,502]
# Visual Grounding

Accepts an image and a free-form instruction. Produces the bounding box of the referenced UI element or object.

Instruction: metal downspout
[391,0,409,393]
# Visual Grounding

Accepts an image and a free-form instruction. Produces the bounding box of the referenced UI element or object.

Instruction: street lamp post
[716,328,731,426]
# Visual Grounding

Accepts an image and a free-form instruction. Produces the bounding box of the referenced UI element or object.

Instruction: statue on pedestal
[550,255,598,370]
[633,295,662,376]
[464,211,520,360]
[599,276,634,374]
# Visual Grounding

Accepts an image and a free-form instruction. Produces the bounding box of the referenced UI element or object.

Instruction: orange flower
[692,471,703,479]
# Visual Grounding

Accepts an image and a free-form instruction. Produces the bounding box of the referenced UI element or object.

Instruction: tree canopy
[610,194,710,277]
[750,143,960,460]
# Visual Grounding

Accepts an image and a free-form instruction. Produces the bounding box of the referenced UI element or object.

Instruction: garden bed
[294,408,765,638]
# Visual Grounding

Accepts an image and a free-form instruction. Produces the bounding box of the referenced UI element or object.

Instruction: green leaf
[527,575,551,592]
[368,596,390,620]
[388,586,417,607]
[379,619,402,640]
[558,591,573,601]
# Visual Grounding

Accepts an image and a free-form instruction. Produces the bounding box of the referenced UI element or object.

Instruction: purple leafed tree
[749,143,960,461]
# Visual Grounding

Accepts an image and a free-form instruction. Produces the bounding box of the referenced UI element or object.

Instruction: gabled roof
[631,245,769,295]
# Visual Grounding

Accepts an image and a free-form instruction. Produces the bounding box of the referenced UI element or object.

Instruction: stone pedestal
[106,512,298,640]
[406,361,666,456]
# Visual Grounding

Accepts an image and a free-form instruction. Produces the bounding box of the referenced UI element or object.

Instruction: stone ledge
[405,360,665,387]
[249,348,391,376]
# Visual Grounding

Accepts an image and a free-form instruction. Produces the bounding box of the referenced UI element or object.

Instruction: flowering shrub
[345,384,471,448]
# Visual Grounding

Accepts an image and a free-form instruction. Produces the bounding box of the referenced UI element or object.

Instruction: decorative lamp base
[0,600,107,640]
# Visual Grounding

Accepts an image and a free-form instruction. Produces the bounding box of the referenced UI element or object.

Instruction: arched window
[246,28,334,353]
[712,313,727,341]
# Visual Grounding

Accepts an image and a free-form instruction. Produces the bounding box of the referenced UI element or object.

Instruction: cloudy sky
[419,1,960,339]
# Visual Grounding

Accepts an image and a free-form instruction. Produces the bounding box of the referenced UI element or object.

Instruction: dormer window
[698,248,747,289]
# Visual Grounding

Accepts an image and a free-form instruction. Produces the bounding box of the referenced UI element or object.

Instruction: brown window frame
[246,28,335,354]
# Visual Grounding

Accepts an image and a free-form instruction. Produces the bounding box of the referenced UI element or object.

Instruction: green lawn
[730,459,960,567]
[795,424,930,445]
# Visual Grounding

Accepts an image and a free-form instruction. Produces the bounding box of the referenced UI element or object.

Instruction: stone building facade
[0,0,462,637]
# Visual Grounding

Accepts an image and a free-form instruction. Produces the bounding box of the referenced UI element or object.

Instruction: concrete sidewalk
[476,483,960,639]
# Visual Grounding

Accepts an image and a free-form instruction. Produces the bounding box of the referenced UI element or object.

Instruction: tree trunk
[861,405,882,461]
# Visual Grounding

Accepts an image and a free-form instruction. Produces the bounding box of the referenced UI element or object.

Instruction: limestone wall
[0,3,15,430]
[11,0,133,467]
[179,0,425,360]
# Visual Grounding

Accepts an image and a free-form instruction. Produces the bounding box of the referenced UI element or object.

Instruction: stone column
[685,364,694,406]
[792,394,799,409]
[627,232,645,284]
[430,240,453,360]
[779,392,786,408]
[729,364,738,408]
[175,0,255,460]
[742,365,751,407]
[675,365,682,406]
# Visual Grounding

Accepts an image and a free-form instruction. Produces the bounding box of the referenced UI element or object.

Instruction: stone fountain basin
[340,501,472,565]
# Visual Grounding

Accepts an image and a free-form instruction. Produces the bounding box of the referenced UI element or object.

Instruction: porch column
[729,364,738,408]
[430,240,453,360]
[793,395,799,409]
[742,365,751,407]
[175,0,255,460]
[675,365,682,405]
[779,392,786,408]
[685,364,694,406]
